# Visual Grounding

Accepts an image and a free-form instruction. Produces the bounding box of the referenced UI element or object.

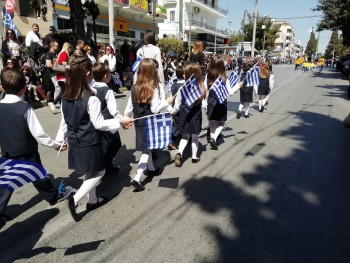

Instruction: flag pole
[133,112,172,121]
[56,140,65,157]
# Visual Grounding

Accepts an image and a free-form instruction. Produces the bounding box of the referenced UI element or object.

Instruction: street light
[261,24,266,56]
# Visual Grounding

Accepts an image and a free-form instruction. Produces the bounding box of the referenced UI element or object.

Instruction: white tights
[209,120,224,141]
[73,170,105,205]
[133,152,155,182]
[238,103,250,115]
[258,95,267,109]
[178,133,199,159]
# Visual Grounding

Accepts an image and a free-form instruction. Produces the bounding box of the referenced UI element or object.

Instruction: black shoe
[146,167,160,176]
[265,101,269,106]
[175,153,182,167]
[67,197,80,222]
[259,105,264,112]
[86,196,109,211]
[0,216,6,229]
[192,157,200,163]
[236,111,241,119]
[131,180,145,191]
[244,114,250,118]
[209,138,218,150]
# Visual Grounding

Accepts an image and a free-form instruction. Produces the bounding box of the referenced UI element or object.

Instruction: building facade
[272,20,302,58]
[158,0,228,52]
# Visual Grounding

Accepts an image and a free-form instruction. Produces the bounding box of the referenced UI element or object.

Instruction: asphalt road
[1,65,350,263]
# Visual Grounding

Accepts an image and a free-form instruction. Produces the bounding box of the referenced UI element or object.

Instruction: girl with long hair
[236,61,255,119]
[124,58,173,191]
[206,55,227,150]
[172,61,207,167]
[55,55,133,221]
[257,62,270,112]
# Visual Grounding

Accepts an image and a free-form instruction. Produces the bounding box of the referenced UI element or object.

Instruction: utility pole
[179,0,183,40]
[108,0,114,48]
[240,10,247,57]
[251,0,258,58]
[188,1,192,55]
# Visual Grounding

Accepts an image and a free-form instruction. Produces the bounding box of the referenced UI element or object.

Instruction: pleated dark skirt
[68,143,105,173]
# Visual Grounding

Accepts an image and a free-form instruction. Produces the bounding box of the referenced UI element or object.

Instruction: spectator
[20,65,40,102]
[85,45,96,63]
[1,29,22,69]
[43,26,60,52]
[85,31,98,57]
[25,23,43,48]
[122,66,133,90]
[75,39,85,55]
[42,41,59,104]
[120,39,130,64]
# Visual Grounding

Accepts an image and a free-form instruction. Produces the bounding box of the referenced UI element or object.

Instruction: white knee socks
[134,153,151,182]
[191,134,199,159]
[73,170,105,205]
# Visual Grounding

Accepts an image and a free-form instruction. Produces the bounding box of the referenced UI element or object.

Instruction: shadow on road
[182,110,350,262]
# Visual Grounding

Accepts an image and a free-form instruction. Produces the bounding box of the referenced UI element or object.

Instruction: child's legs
[191,134,199,158]
[244,102,250,115]
[73,170,105,204]
[133,152,152,182]
[178,133,190,155]
[213,121,225,140]
[209,120,217,139]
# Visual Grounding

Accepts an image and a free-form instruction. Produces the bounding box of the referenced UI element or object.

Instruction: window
[87,23,109,34]
[19,1,36,17]
[169,10,175,22]
[117,30,135,38]
[57,18,72,30]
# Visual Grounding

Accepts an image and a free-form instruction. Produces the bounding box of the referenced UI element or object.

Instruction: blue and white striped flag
[168,50,175,57]
[0,157,47,192]
[3,7,18,38]
[131,53,143,73]
[146,113,172,149]
[228,70,239,90]
[244,64,260,86]
[181,74,202,107]
[112,74,122,86]
[164,73,177,95]
[211,76,228,104]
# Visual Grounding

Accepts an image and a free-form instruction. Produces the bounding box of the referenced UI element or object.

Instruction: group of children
[0,51,274,227]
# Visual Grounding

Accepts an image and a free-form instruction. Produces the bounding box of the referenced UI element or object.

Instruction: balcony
[184,20,227,37]
[184,0,227,17]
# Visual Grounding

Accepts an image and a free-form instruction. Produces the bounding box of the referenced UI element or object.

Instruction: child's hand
[55,143,67,152]
[167,95,174,104]
[120,117,133,129]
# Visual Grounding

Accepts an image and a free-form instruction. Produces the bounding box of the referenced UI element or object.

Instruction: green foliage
[305,31,317,57]
[83,0,100,19]
[242,14,280,51]
[156,4,167,14]
[158,38,184,58]
[314,0,350,46]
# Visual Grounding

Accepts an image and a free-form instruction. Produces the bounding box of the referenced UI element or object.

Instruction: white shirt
[87,53,96,63]
[8,40,20,57]
[98,54,116,72]
[0,94,60,149]
[90,82,121,118]
[25,30,43,47]
[56,96,121,142]
[124,88,170,118]
[135,44,165,84]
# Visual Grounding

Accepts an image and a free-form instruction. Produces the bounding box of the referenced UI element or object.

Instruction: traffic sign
[5,0,16,13]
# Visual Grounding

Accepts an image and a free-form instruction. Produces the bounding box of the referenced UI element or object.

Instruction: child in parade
[206,55,227,150]
[264,63,274,106]
[237,62,255,119]
[92,62,122,175]
[168,64,185,151]
[55,55,133,221]
[257,62,270,112]
[172,61,207,167]
[0,69,72,229]
[124,58,173,192]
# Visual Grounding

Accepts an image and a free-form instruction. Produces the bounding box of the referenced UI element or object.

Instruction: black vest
[62,93,101,147]
[94,84,113,120]
[131,86,152,127]
[0,101,38,156]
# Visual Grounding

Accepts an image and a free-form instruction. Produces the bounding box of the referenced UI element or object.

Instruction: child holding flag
[171,61,207,167]
[206,55,227,150]
[257,62,270,112]
[55,55,133,221]
[124,58,173,191]
[0,69,72,229]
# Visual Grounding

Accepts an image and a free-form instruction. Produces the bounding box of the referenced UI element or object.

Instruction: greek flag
[0,157,47,192]
[211,76,228,104]
[181,74,202,107]
[131,53,143,73]
[244,64,260,86]
[146,113,172,149]
[164,73,177,95]
[228,70,239,90]
[3,7,18,38]
[112,74,122,86]
[168,50,175,57]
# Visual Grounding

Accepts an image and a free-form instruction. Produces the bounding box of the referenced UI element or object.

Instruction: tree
[83,0,100,43]
[313,0,350,46]
[242,14,280,52]
[305,31,317,58]
[158,38,184,59]
[325,31,342,58]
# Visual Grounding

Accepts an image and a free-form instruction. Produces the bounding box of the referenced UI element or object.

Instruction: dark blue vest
[131,86,152,127]
[0,101,38,156]
[94,84,113,120]
[62,93,101,147]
